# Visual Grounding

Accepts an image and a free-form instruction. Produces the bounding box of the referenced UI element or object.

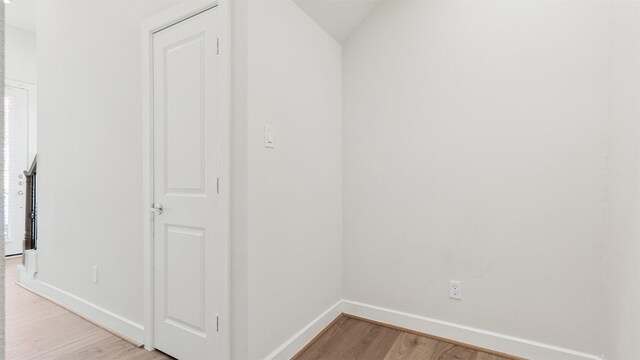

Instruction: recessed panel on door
[164,35,206,195]
[165,224,206,336]
[152,7,219,360]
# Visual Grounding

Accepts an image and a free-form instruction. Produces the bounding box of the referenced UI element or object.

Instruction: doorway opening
[4,81,36,257]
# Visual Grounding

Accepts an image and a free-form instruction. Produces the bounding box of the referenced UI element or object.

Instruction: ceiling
[293,0,381,43]
[4,0,380,41]
[6,0,37,32]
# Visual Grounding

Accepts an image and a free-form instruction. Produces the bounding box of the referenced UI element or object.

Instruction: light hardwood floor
[6,256,519,360]
[294,316,520,360]
[5,256,171,360]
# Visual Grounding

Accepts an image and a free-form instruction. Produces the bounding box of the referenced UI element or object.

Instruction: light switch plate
[92,266,99,283]
[265,125,275,149]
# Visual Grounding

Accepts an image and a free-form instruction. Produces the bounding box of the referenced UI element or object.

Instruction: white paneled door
[152,7,219,359]
[4,85,30,256]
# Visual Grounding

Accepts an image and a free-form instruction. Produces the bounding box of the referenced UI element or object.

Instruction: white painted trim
[141,1,231,358]
[17,272,144,344]
[342,300,603,360]
[6,79,37,166]
[264,299,604,360]
[264,301,344,360]
[6,79,35,88]
[215,1,232,359]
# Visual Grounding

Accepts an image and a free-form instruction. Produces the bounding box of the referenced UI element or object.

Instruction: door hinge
[216,315,219,332]
[217,177,220,194]
[216,38,219,55]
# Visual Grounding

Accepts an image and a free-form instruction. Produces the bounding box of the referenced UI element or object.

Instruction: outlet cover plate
[450,280,462,300]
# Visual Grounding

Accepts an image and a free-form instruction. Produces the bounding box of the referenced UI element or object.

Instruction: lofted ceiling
[6,0,37,32]
[293,0,381,43]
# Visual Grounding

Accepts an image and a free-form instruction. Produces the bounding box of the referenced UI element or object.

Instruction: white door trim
[6,79,37,167]
[5,79,36,256]
[141,1,231,358]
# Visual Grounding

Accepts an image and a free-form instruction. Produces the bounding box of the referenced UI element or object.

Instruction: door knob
[17,190,24,196]
[151,203,163,215]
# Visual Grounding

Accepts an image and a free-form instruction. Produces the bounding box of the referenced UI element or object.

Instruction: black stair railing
[23,155,37,251]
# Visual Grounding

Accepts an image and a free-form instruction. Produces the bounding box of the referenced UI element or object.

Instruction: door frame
[5,79,37,256]
[141,1,231,358]
[6,79,37,166]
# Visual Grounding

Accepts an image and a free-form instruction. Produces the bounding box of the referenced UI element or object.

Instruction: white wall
[245,1,342,358]
[6,25,36,85]
[604,2,640,359]
[36,0,177,335]
[6,25,37,165]
[36,0,341,356]
[230,0,249,357]
[34,0,640,358]
[343,1,610,356]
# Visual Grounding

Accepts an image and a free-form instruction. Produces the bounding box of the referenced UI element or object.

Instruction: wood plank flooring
[5,256,171,360]
[295,316,518,360]
[6,256,519,359]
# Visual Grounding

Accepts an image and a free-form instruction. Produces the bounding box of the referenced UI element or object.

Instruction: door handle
[17,190,24,196]
[151,203,163,215]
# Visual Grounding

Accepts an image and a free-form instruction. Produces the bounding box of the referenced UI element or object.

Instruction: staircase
[23,155,36,251]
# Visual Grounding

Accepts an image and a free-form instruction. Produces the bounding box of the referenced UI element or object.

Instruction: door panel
[164,34,206,194]
[152,7,218,359]
[4,86,29,256]
[165,224,206,334]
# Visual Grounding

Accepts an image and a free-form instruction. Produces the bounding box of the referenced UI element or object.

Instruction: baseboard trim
[17,269,144,346]
[11,275,605,360]
[342,300,603,360]
[264,300,343,360]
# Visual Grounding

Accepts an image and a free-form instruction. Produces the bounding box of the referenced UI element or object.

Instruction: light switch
[265,125,275,149]
[91,266,98,283]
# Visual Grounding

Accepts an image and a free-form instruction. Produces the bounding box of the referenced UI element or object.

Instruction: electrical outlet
[450,280,462,300]
[91,266,98,283]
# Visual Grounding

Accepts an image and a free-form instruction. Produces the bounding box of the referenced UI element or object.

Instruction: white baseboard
[264,300,343,360]
[10,274,605,360]
[264,299,603,360]
[342,300,603,360]
[17,268,144,345]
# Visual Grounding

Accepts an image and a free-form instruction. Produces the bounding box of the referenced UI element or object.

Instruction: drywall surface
[343,1,609,355]
[6,25,37,164]
[36,0,177,328]
[230,0,249,357]
[246,0,342,358]
[293,0,380,43]
[604,2,640,359]
[6,25,36,85]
